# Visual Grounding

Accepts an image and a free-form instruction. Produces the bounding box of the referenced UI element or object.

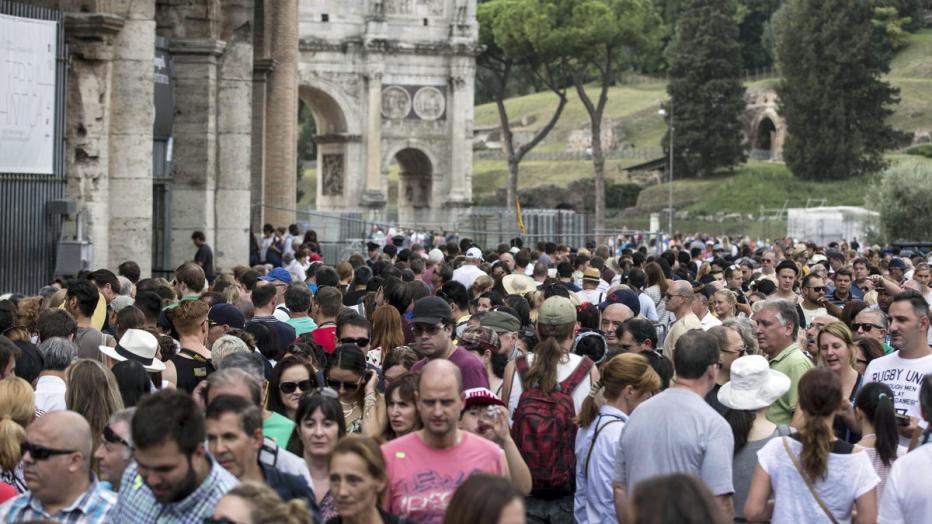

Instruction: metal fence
[0,1,67,294]
[473,147,664,162]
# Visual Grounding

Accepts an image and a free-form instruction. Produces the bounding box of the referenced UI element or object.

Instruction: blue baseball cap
[259,267,293,284]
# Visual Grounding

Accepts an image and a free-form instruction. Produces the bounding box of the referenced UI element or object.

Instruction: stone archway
[754,117,777,159]
[298,2,477,226]
[393,148,433,226]
[298,84,362,212]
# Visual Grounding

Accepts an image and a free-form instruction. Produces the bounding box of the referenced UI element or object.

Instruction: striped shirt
[0,478,116,523]
[113,458,238,524]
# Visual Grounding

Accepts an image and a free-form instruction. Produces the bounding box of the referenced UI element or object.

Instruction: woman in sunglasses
[325,344,379,435]
[0,377,34,495]
[287,389,346,522]
[268,355,319,421]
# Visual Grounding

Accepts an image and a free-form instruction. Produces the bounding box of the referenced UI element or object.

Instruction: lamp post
[658,102,673,238]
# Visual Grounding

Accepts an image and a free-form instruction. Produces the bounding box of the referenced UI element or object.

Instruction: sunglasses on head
[21,441,77,461]
[326,378,361,392]
[412,323,443,336]
[339,337,370,347]
[103,425,131,448]
[279,379,314,394]
[307,386,340,400]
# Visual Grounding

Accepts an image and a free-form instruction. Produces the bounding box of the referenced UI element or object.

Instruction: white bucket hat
[99,328,166,372]
[717,355,790,411]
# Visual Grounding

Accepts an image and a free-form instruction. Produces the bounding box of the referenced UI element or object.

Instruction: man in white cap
[452,246,487,289]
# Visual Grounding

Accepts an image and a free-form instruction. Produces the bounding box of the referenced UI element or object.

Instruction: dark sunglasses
[326,378,361,392]
[807,286,825,292]
[21,441,77,461]
[103,426,131,448]
[339,337,370,347]
[279,380,314,394]
[203,518,239,524]
[852,322,883,332]
[412,323,443,337]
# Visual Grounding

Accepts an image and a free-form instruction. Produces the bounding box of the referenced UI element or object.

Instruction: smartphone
[895,412,910,427]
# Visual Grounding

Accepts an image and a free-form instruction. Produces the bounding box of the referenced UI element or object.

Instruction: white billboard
[0,13,57,174]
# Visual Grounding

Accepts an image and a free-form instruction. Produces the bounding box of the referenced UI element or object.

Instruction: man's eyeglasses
[326,378,361,392]
[21,441,77,461]
[103,426,131,448]
[807,286,825,292]
[664,293,683,300]
[852,322,883,332]
[412,323,443,337]
[720,347,747,356]
[279,380,314,394]
[339,337,370,347]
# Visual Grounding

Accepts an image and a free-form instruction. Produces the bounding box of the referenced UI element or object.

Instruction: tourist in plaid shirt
[0,411,115,523]
[113,389,237,523]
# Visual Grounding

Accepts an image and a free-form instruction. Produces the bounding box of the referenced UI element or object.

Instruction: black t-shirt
[194,244,216,281]
[170,349,215,394]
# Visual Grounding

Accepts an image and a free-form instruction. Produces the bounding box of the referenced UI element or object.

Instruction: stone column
[214,0,254,272]
[361,67,386,218]
[263,0,299,228]
[250,58,275,230]
[106,1,156,274]
[169,38,226,267]
[61,14,125,271]
[447,59,473,205]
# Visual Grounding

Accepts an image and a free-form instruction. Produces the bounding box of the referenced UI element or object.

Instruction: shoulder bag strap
[781,437,839,524]
[561,356,594,392]
[584,415,626,477]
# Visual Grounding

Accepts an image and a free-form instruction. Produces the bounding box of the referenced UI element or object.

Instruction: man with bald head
[601,303,634,352]
[662,280,701,360]
[381,359,508,524]
[0,410,116,521]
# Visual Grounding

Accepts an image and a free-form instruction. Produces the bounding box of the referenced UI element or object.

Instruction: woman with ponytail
[746,368,879,523]
[573,353,659,524]
[502,296,600,419]
[854,382,906,500]
[0,378,35,494]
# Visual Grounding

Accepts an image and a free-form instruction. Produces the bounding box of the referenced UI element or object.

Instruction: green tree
[665,0,747,178]
[774,0,906,180]
[528,0,662,237]
[869,160,932,242]
[477,0,569,211]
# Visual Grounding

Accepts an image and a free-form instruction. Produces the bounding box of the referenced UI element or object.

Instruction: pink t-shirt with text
[382,431,504,524]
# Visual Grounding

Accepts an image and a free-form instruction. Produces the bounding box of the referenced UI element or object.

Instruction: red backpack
[511,355,593,496]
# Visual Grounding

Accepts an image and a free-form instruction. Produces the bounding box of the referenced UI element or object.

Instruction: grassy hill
[299,29,932,223]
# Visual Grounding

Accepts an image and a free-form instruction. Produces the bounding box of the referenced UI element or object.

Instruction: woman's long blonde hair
[0,378,34,470]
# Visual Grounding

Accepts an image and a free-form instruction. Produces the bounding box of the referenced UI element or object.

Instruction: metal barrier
[0,2,67,293]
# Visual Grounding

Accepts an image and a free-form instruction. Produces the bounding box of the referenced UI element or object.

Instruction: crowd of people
[0,224,931,524]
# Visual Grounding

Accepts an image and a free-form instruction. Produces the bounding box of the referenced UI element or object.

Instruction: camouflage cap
[459,325,500,351]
